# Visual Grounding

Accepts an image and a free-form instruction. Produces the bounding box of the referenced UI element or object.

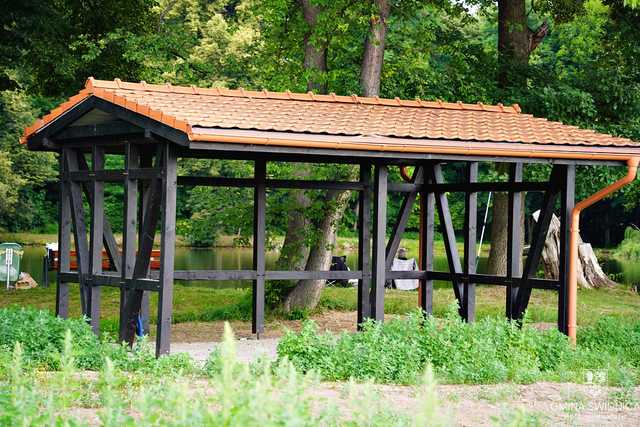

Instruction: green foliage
[278,306,640,385]
[0,306,103,370]
[612,227,640,259]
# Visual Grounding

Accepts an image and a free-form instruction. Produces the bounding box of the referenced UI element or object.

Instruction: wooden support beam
[357,162,372,327]
[77,155,121,273]
[427,271,560,290]
[558,165,575,334]
[514,166,563,319]
[385,166,423,269]
[420,167,435,316]
[428,163,464,311]
[56,151,71,318]
[121,147,163,345]
[65,149,90,316]
[506,163,523,319]
[462,162,478,322]
[119,143,139,339]
[139,154,153,335]
[156,142,178,356]
[87,146,104,334]
[252,159,267,336]
[371,164,388,321]
[388,181,549,194]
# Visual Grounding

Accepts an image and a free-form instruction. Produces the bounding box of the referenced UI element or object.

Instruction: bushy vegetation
[278,306,640,386]
[0,322,448,427]
[612,227,640,260]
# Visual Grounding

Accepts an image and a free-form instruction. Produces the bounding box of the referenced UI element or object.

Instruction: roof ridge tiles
[85,78,522,114]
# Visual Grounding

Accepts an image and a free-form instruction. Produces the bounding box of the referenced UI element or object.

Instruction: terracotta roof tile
[20,77,638,150]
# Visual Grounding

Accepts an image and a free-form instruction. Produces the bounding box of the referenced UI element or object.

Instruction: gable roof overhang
[21,78,640,166]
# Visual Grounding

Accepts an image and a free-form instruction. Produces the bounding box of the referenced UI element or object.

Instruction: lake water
[15,245,636,289]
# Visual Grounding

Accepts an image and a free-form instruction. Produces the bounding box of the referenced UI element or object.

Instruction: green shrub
[0,306,103,370]
[278,306,578,385]
[613,227,640,260]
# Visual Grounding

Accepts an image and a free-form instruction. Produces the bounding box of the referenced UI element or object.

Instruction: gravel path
[172,337,280,363]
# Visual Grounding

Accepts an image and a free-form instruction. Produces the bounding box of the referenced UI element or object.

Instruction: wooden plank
[76,155,121,273]
[88,146,104,334]
[428,163,464,309]
[385,166,423,269]
[139,153,153,335]
[371,164,388,321]
[121,148,163,345]
[462,162,478,322]
[252,159,267,336]
[65,149,90,316]
[514,166,562,319]
[357,162,372,326]
[119,143,139,340]
[388,181,549,193]
[558,165,575,334]
[56,150,71,318]
[173,270,257,281]
[420,173,435,316]
[506,163,523,319]
[426,271,560,290]
[265,271,362,280]
[386,270,426,280]
[156,143,178,356]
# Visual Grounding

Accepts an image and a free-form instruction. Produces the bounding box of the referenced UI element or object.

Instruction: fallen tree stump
[533,211,616,289]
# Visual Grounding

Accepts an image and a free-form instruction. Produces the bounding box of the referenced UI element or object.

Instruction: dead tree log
[533,210,616,289]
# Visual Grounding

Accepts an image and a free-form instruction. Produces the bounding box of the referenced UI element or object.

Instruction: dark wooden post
[56,150,71,318]
[88,145,105,334]
[252,159,267,336]
[430,163,464,312]
[371,164,387,321]
[120,143,139,339]
[558,164,575,333]
[357,161,372,327]
[462,162,478,322]
[156,142,178,356]
[139,152,152,335]
[506,162,523,319]
[66,149,90,316]
[420,165,435,316]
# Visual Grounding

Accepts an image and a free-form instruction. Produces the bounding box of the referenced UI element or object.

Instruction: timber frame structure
[22,78,640,356]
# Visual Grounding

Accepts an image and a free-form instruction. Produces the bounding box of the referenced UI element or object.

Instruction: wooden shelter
[22,78,640,356]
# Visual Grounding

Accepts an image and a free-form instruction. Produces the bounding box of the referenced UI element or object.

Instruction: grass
[2,282,639,338]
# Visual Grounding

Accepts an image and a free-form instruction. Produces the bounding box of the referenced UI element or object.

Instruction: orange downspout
[567,157,639,344]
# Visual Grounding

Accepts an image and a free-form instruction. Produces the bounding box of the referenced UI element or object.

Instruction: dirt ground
[164,311,640,426]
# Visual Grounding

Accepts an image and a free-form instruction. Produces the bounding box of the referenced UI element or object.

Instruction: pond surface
[15,245,636,289]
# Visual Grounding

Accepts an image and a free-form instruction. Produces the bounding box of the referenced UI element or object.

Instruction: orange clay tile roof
[21,77,638,149]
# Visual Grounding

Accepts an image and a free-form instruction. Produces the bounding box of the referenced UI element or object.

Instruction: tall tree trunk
[300,0,327,93]
[276,167,311,272]
[281,0,392,311]
[360,0,390,97]
[284,189,352,311]
[488,1,548,274]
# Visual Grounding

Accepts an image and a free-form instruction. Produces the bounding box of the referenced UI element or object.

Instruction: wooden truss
[55,138,576,356]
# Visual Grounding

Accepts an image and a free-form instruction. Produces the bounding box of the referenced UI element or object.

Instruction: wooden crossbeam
[388,181,549,193]
[357,162,372,326]
[385,166,423,269]
[513,165,563,319]
[427,163,464,310]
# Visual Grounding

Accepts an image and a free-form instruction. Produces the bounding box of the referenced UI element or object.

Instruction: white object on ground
[391,258,419,290]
